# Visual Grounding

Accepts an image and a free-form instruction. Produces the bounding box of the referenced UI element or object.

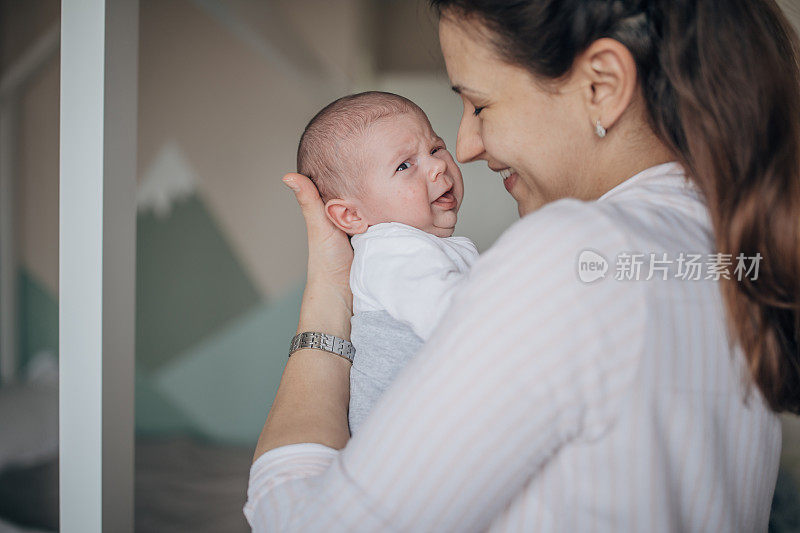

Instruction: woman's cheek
[480,120,500,160]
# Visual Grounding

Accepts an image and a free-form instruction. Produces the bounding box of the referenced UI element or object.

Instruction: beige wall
[3,0,60,294]
[133,0,512,299]
[16,56,60,294]
[778,0,800,29]
[0,0,59,72]
[10,0,378,298]
[137,0,321,299]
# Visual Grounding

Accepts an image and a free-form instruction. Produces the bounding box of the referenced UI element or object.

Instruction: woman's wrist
[297,280,353,340]
[255,340,351,456]
[254,280,352,458]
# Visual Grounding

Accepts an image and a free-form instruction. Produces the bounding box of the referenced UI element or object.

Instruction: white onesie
[348,222,479,434]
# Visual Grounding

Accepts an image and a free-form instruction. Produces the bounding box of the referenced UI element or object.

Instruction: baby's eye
[473,106,485,116]
[396,162,411,172]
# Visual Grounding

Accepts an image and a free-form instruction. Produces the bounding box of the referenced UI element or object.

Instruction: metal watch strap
[289,332,355,363]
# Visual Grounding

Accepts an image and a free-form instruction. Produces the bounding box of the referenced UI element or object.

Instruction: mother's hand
[283,173,353,300]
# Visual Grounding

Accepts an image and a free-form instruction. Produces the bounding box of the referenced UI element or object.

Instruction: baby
[297,91,479,434]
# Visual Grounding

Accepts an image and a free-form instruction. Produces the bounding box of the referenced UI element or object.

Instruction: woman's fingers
[282,173,330,233]
[282,172,354,292]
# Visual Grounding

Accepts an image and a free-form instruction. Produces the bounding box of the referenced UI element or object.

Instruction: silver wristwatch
[289,332,355,363]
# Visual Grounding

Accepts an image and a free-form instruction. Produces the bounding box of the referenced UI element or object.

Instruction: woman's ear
[576,37,638,133]
[325,199,368,235]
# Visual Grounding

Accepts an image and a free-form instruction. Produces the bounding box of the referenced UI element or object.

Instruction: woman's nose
[456,113,485,163]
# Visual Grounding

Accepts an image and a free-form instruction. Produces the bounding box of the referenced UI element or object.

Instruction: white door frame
[59,0,138,530]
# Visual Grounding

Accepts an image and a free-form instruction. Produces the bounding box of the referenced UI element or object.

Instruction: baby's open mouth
[432,189,457,209]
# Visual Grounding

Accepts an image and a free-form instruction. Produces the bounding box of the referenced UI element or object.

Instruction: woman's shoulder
[489,198,628,260]
[470,198,633,299]
[491,175,712,268]
[465,197,647,321]
[467,187,713,325]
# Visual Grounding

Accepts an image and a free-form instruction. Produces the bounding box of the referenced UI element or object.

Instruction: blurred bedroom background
[0,0,798,531]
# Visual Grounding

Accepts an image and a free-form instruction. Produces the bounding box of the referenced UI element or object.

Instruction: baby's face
[354,112,464,238]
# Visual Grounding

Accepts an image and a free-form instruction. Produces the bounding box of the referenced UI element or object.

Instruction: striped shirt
[244,162,781,532]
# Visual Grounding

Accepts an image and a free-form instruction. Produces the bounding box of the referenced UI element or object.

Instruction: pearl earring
[595,120,607,139]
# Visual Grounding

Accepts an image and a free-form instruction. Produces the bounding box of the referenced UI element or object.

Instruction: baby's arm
[353,234,474,340]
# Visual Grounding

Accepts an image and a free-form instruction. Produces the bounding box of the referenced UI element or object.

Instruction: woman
[245,0,800,530]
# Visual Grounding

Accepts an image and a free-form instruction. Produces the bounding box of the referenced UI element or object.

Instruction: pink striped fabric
[244,162,781,532]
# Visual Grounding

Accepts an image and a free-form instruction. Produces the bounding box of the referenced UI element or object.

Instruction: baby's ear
[325,199,368,236]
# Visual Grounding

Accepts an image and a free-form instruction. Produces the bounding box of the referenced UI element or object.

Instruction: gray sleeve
[348,310,424,435]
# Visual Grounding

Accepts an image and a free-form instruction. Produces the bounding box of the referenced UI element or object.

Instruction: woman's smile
[497,168,518,193]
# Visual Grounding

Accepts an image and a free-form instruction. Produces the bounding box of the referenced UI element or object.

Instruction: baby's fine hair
[297,91,425,203]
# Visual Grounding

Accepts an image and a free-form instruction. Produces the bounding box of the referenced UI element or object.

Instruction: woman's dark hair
[431,0,800,413]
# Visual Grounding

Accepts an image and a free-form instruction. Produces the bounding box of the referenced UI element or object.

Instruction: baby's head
[297,91,464,238]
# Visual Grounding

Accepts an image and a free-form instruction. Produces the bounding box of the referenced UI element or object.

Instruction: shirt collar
[598,161,687,202]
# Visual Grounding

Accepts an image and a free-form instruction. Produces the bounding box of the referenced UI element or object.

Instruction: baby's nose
[428,157,447,181]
